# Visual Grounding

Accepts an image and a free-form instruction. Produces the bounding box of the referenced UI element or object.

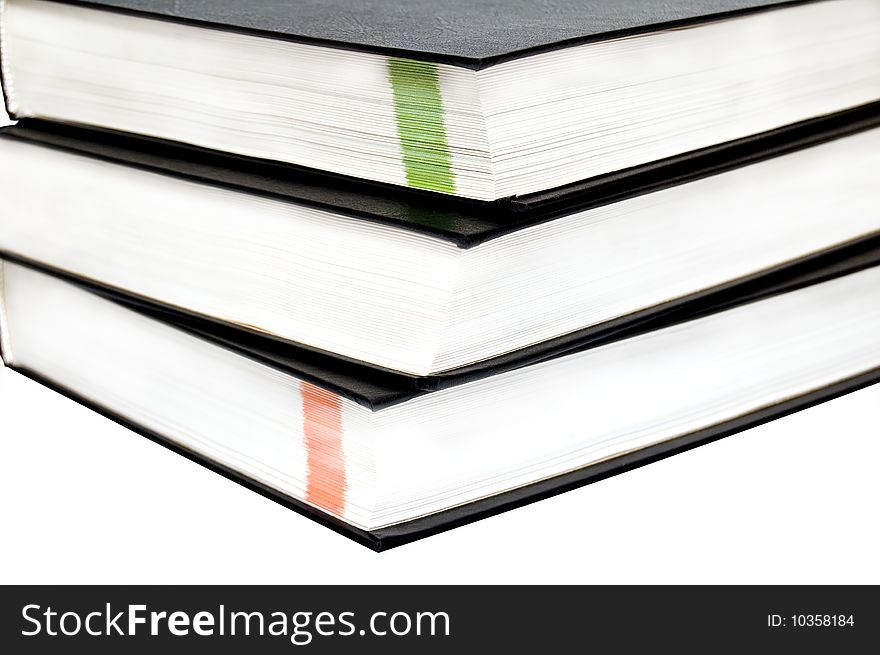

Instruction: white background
[1,364,877,584]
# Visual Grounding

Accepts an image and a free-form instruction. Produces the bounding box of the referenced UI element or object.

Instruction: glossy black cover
[32,0,805,68]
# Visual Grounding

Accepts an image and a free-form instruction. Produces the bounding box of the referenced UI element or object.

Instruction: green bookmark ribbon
[387,58,456,194]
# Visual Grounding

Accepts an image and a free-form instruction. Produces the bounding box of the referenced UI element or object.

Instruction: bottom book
[1,257,879,550]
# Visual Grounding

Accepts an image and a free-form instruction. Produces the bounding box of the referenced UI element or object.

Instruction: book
[2,0,879,201]
[3,252,879,549]
[2,112,880,376]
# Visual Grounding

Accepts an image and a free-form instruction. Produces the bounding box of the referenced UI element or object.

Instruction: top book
[2,0,879,201]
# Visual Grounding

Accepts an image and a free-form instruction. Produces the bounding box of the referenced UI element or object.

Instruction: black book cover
[32,0,807,68]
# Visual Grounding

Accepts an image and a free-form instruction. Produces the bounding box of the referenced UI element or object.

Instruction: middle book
[1,110,880,381]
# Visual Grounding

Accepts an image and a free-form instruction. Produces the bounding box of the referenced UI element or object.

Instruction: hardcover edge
[371,366,880,548]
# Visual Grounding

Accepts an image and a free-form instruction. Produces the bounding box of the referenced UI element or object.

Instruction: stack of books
[2,0,880,550]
